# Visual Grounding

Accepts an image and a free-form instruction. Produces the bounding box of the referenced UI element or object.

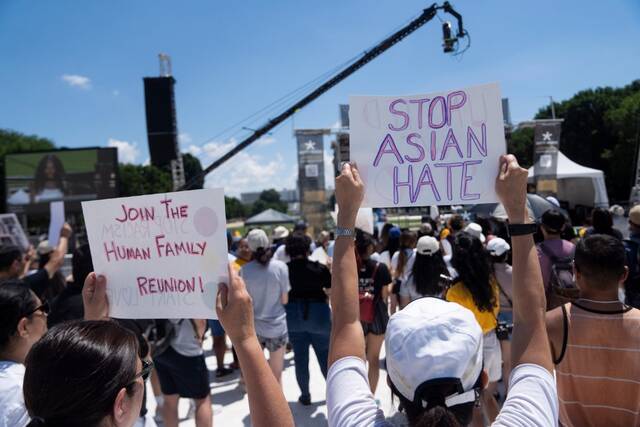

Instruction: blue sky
[1,1,639,196]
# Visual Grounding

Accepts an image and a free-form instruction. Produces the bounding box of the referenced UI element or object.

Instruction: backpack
[144,319,179,357]
[623,238,640,308]
[539,243,579,310]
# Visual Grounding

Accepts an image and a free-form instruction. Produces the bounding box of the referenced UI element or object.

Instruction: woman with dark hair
[0,281,48,427]
[378,226,400,269]
[327,158,558,427]
[355,229,391,393]
[284,232,332,405]
[398,236,450,308]
[23,320,148,427]
[31,154,65,203]
[446,232,502,422]
[240,228,290,385]
[586,207,623,240]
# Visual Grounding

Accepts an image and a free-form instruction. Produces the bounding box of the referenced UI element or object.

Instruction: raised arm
[328,162,366,367]
[495,155,553,373]
[44,223,72,279]
[216,266,294,427]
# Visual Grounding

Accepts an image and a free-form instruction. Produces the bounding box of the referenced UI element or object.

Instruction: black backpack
[144,319,179,357]
[539,243,578,309]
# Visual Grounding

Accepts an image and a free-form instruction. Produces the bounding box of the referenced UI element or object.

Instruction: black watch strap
[508,222,537,236]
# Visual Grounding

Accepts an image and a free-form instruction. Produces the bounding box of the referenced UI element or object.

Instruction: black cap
[541,209,565,234]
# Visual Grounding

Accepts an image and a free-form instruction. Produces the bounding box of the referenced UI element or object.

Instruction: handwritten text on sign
[82,189,228,319]
[349,83,506,207]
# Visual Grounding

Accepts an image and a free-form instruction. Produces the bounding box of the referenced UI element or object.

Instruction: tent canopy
[244,208,296,226]
[527,151,609,208]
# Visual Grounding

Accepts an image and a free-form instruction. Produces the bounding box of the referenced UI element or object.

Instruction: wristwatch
[335,227,355,239]
[507,222,538,236]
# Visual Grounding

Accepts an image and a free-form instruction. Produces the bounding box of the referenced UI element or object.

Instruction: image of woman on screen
[30,154,66,203]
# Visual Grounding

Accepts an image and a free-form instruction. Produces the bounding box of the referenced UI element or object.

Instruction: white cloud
[61,74,91,90]
[324,149,335,189]
[186,144,202,156]
[108,138,140,164]
[112,89,120,96]
[256,136,276,146]
[330,120,342,130]
[179,133,192,145]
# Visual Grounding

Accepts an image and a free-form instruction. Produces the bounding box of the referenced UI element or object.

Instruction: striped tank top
[555,302,640,427]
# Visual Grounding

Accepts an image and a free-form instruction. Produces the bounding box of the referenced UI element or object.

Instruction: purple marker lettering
[415,163,442,202]
[439,128,463,160]
[404,133,425,163]
[388,99,410,131]
[393,165,414,205]
[434,162,464,201]
[409,98,430,129]
[430,131,437,161]
[373,134,404,167]
[446,91,467,126]
[428,96,447,129]
[461,160,481,200]
[466,123,487,157]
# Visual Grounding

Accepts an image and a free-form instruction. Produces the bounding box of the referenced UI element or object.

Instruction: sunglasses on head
[24,301,49,317]
[128,359,154,387]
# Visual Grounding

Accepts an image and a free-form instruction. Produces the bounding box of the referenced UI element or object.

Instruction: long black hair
[451,232,495,312]
[396,230,417,279]
[34,154,66,194]
[24,320,140,427]
[411,252,449,297]
[0,281,38,351]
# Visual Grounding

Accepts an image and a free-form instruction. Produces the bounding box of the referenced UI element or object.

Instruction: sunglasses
[128,359,154,387]
[24,301,50,317]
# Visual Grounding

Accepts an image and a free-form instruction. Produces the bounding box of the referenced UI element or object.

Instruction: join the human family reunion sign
[81,83,505,319]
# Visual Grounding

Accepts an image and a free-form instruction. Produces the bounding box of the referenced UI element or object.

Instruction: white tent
[527,151,609,208]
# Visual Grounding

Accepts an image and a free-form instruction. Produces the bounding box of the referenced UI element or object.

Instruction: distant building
[240,188,299,205]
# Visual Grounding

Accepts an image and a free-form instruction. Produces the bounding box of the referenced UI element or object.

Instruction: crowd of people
[1,154,640,426]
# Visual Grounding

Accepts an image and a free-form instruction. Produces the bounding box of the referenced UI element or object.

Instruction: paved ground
[146,336,404,426]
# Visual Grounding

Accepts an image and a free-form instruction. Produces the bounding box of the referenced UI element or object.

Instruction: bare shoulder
[545,304,567,362]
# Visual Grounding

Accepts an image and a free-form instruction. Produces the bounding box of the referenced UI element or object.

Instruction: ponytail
[396,230,417,278]
[253,247,272,265]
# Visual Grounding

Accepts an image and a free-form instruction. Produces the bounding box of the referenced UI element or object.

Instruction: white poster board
[48,201,65,247]
[350,83,506,207]
[0,214,29,250]
[82,189,228,319]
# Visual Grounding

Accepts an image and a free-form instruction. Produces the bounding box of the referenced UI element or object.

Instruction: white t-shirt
[0,361,29,427]
[391,249,415,282]
[327,357,558,427]
[309,246,329,265]
[378,251,392,269]
[170,319,203,357]
[273,244,290,264]
[240,259,291,338]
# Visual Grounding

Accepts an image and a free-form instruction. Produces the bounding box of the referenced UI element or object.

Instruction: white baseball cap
[486,237,510,257]
[272,226,289,240]
[416,236,440,256]
[385,298,483,408]
[464,223,485,243]
[247,229,270,252]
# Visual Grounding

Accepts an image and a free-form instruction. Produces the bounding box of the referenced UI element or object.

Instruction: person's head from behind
[412,236,448,297]
[285,232,311,259]
[246,229,271,265]
[386,298,485,426]
[574,235,627,293]
[486,238,510,265]
[591,207,613,233]
[236,237,252,261]
[0,245,24,279]
[380,223,394,247]
[451,232,494,312]
[541,209,565,238]
[317,230,331,248]
[34,154,65,192]
[72,243,93,287]
[386,226,401,255]
[628,205,640,235]
[399,229,418,250]
[24,320,147,427]
[355,229,376,261]
[448,215,464,234]
[0,281,48,363]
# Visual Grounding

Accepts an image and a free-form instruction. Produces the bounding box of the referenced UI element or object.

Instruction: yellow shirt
[446,280,499,334]
[233,257,248,272]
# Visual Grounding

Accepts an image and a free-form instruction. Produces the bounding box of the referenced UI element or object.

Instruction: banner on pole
[82,189,228,319]
[349,83,506,207]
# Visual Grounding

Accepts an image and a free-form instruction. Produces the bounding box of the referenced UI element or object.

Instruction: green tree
[0,129,56,211]
[118,164,172,196]
[182,153,204,189]
[534,80,640,201]
[507,127,534,168]
[225,196,246,219]
[250,189,287,216]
